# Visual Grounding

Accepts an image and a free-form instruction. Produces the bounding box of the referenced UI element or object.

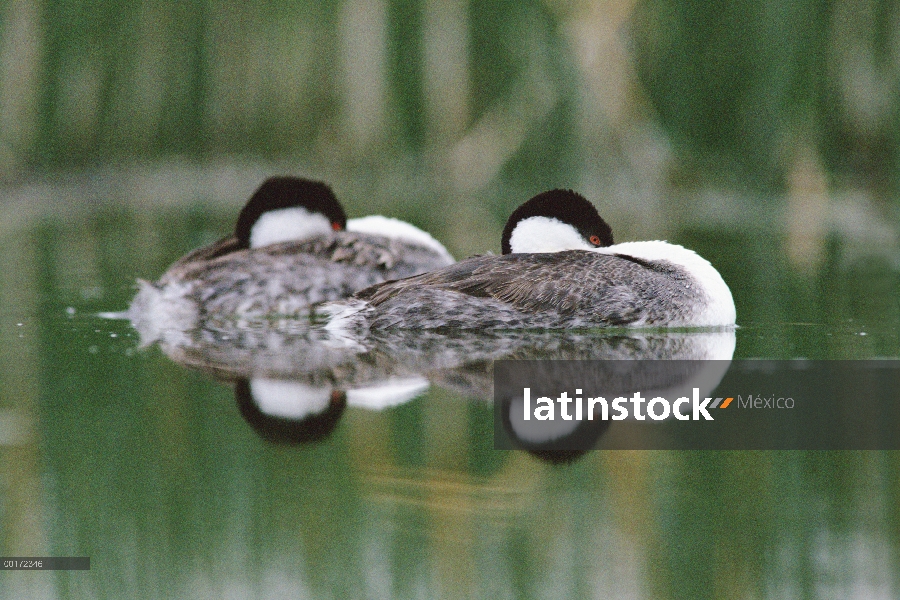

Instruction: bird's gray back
[355,250,705,329]
[159,231,452,319]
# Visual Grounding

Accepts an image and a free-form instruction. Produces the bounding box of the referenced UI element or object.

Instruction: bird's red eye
[589,235,601,246]
[332,222,342,231]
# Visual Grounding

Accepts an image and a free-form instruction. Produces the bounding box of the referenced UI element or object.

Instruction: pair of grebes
[129,176,735,332]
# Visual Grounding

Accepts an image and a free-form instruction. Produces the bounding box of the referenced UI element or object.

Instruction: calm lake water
[1,169,899,599]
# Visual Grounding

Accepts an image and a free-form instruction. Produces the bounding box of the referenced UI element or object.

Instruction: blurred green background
[1,1,900,598]
[2,0,898,194]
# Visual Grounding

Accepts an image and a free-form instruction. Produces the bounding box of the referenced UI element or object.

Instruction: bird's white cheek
[509,217,592,253]
[250,207,332,248]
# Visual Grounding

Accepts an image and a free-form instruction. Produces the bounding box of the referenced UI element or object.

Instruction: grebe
[324,189,735,330]
[128,176,453,338]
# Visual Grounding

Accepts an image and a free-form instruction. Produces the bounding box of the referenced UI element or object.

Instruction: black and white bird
[324,189,736,331]
[127,176,453,339]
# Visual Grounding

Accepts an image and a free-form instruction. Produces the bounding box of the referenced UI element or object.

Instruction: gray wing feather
[357,251,695,328]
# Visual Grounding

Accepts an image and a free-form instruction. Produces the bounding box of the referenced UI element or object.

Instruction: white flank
[347,215,453,261]
[249,379,332,419]
[250,206,332,248]
[595,240,737,326]
[508,216,594,253]
[346,377,430,409]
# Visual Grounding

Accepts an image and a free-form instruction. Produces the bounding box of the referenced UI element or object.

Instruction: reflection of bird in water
[236,382,349,444]
[145,321,735,397]
[235,377,429,445]
[325,189,735,331]
[124,176,453,344]
[137,317,735,452]
[363,328,736,400]
[500,395,612,465]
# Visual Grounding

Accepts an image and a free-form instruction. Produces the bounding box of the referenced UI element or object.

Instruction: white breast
[595,241,736,326]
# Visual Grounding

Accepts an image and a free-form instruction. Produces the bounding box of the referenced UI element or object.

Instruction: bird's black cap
[234,176,347,247]
[500,189,613,255]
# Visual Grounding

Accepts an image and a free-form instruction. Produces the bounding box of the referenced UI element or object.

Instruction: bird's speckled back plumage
[350,250,705,329]
[143,230,453,323]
